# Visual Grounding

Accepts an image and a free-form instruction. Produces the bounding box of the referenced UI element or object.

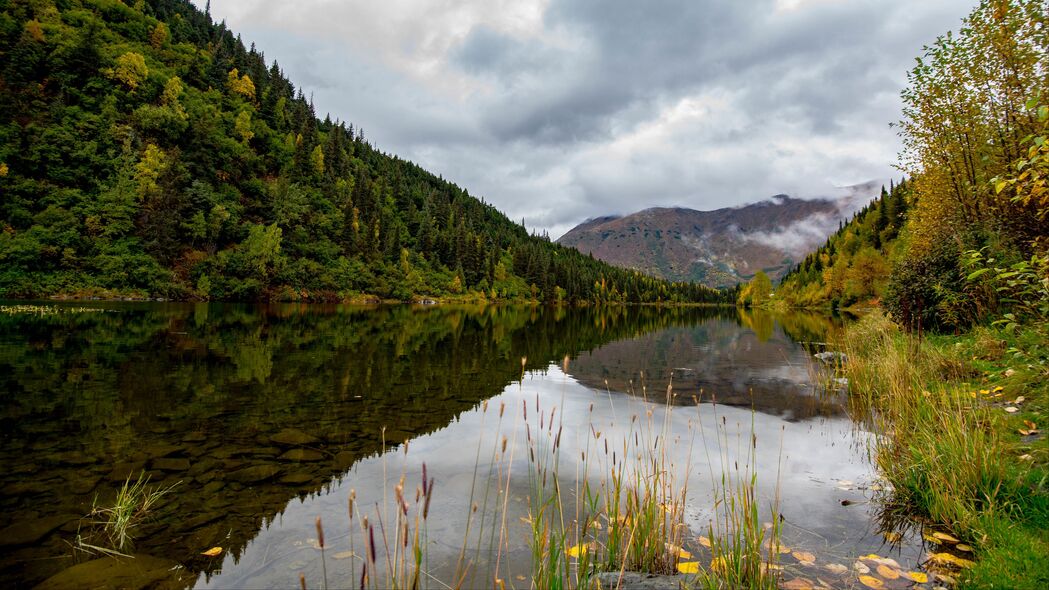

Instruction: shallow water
[0,303,930,588]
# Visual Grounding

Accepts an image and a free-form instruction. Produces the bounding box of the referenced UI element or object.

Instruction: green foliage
[777,181,908,309]
[0,0,727,305]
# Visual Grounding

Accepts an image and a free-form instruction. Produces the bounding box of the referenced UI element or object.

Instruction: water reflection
[568,309,844,420]
[0,303,913,589]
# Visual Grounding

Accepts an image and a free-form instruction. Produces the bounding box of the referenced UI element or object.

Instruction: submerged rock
[227,464,281,484]
[0,514,78,546]
[278,449,324,462]
[269,429,320,446]
[33,554,189,590]
[151,457,191,472]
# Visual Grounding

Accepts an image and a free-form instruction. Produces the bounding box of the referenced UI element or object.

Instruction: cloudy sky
[199,0,969,238]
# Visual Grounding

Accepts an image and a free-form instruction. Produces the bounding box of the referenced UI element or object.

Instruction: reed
[691,410,782,590]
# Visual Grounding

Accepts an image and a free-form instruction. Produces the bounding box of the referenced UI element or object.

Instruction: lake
[0,303,929,588]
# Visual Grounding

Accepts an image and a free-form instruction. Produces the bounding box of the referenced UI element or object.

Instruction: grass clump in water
[76,471,180,557]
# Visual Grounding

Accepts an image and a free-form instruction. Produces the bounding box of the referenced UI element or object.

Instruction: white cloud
[200,0,967,238]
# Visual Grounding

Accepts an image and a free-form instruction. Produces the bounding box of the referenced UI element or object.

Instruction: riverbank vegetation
[774,0,1049,585]
[0,0,724,305]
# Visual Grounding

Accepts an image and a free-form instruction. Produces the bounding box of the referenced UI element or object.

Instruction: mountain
[774,180,910,310]
[0,0,723,305]
[557,187,879,287]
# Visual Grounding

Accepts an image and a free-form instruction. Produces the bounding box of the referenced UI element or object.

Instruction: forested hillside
[768,0,1047,334]
[0,0,723,304]
[773,180,909,309]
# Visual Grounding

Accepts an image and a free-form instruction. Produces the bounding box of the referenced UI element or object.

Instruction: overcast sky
[198,0,969,238]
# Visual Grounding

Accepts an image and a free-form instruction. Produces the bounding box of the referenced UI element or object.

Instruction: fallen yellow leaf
[677,561,700,574]
[1005,407,1019,413]
[905,571,929,583]
[858,574,884,589]
[930,552,976,568]
[824,563,848,575]
[1024,420,1038,430]
[932,531,960,543]
[854,561,870,574]
[781,578,814,590]
[698,535,712,548]
[792,550,816,564]
[666,543,691,559]
[876,564,899,579]
[882,531,901,543]
[565,543,588,558]
[201,546,223,557]
[956,544,972,552]
[859,553,882,561]
[979,389,990,395]
[992,386,1004,392]
[935,572,959,584]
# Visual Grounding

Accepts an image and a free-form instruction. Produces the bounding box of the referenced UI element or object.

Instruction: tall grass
[839,312,1019,534]
[692,411,782,590]
[521,381,691,589]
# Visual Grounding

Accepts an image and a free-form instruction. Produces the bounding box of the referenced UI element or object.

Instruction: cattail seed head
[368,524,377,563]
[315,516,325,549]
[423,478,435,520]
[499,401,505,418]
[300,572,306,590]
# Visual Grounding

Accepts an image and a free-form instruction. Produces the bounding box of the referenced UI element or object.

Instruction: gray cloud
[202,0,967,238]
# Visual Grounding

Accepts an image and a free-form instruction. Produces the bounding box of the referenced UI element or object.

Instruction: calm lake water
[0,303,930,588]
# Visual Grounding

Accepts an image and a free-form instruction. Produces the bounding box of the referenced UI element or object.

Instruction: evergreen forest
[0,0,724,305]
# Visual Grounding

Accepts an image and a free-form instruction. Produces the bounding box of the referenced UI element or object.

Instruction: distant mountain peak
[557,186,882,288]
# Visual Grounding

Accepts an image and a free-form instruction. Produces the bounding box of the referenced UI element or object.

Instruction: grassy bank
[839,312,1049,588]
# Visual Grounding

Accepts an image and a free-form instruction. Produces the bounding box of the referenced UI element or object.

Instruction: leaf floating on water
[930,552,976,568]
[858,575,884,589]
[781,578,814,590]
[201,547,223,557]
[565,543,588,558]
[824,563,848,575]
[697,535,712,548]
[932,531,960,543]
[666,543,691,559]
[677,561,700,574]
[854,561,871,574]
[792,550,816,565]
[876,564,900,580]
[905,571,929,583]
[935,572,959,585]
[859,553,883,561]
[332,551,354,560]
[882,531,902,543]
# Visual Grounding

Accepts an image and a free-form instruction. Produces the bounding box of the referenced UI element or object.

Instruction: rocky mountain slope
[557,185,879,287]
